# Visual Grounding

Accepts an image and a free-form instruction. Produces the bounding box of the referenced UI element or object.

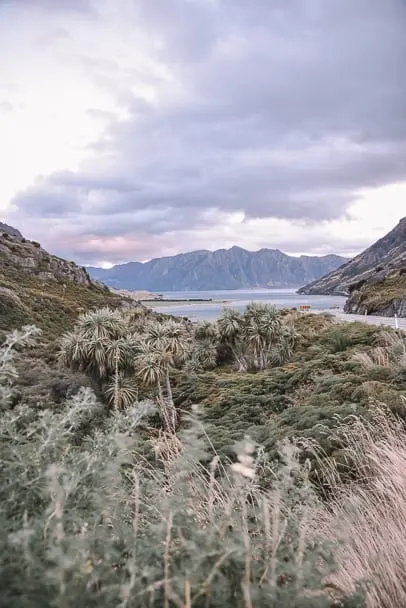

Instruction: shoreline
[144,299,231,308]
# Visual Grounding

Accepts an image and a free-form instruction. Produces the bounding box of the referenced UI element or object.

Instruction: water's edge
[149,289,347,321]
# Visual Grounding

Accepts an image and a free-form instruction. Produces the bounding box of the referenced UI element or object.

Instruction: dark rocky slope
[298,217,406,295]
[344,270,406,317]
[298,217,406,317]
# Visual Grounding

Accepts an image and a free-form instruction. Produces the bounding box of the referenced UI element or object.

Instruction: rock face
[88,247,348,291]
[344,271,406,317]
[298,217,406,297]
[0,229,92,286]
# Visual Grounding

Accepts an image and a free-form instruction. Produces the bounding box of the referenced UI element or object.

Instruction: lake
[150,289,347,321]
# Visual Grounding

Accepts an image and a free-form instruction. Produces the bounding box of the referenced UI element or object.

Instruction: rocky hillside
[0,230,93,286]
[88,246,347,291]
[0,226,136,338]
[298,217,406,295]
[298,217,406,317]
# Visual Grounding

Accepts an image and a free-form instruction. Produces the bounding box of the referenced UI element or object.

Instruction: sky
[1,0,406,267]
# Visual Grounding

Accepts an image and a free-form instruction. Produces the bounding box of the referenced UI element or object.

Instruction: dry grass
[352,347,390,367]
[320,403,406,607]
[352,329,406,368]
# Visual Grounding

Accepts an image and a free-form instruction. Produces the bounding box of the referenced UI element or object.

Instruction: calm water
[151,289,347,321]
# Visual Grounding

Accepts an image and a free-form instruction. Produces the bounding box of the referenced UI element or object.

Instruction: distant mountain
[87,247,348,291]
[0,222,23,238]
[298,217,406,297]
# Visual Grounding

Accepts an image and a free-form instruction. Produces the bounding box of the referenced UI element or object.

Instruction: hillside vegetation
[0,230,134,338]
[1,228,406,606]
[2,304,406,605]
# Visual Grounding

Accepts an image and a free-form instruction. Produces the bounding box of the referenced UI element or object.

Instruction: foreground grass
[319,405,406,607]
[1,409,366,606]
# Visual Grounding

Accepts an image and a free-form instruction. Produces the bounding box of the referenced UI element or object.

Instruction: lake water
[151,289,347,321]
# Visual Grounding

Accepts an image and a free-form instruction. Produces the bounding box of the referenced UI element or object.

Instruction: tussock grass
[320,404,406,607]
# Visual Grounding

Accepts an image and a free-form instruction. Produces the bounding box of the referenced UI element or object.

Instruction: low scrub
[0,326,365,607]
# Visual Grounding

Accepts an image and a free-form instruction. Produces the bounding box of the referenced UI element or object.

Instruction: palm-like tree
[105,336,138,409]
[145,320,191,362]
[217,308,247,371]
[194,320,219,341]
[217,303,295,372]
[192,322,219,371]
[135,341,176,430]
[244,303,282,370]
[192,338,218,371]
[217,308,242,341]
[75,307,127,341]
[276,324,298,364]
[59,308,141,405]
[104,373,139,409]
[59,331,110,381]
[136,320,191,430]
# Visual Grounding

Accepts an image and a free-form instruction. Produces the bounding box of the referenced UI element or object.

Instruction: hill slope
[88,247,348,291]
[298,217,406,317]
[298,217,406,295]
[0,227,135,338]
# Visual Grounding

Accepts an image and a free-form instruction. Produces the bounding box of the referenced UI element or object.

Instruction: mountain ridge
[298,217,406,296]
[298,217,406,317]
[88,247,348,291]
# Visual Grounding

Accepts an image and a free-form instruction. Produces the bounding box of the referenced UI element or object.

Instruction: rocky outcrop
[298,217,406,297]
[344,270,406,317]
[0,230,92,286]
[88,247,348,291]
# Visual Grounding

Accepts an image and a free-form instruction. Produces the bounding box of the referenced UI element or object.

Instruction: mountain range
[87,247,348,291]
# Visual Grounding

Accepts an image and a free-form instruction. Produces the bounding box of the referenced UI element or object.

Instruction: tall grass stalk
[320,404,406,607]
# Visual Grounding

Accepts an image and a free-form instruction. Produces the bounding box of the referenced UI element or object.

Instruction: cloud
[4,0,406,264]
[3,0,95,14]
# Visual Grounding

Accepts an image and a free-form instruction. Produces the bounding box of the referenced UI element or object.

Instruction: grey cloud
[9,0,406,262]
[4,0,95,14]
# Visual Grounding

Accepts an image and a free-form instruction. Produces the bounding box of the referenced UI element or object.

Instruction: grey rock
[0,232,94,287]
